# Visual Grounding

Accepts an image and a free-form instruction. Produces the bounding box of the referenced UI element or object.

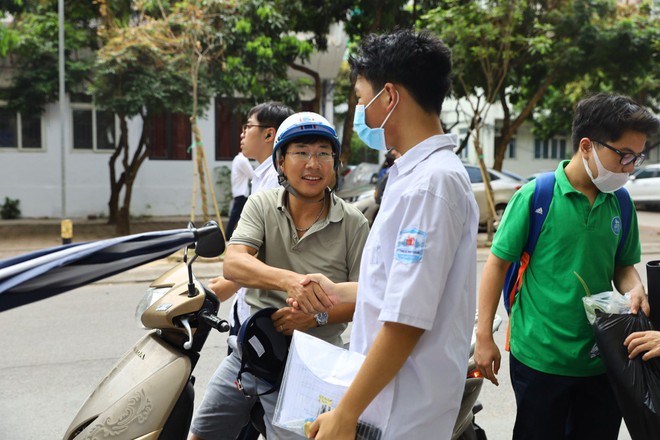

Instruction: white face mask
[582,144,629,193]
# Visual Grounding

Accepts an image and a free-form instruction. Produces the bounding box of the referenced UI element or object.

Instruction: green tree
[425,0,526,240]
[90,0,231,234]
[424,0,659,172]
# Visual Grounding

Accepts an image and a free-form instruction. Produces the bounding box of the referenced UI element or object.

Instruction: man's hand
[207,276,241,301]
[307,408,357,440]
[624,330,660,361]
[286,273,338,314]
[628,285,650,317]
[474,336,501,386]
[271,307,316,336]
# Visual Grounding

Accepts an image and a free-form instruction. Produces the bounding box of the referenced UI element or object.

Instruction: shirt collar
[254,160,271,177]
[555,159,613,207]
[392,134,458,176]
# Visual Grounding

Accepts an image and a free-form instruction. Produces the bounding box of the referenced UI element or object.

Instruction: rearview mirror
[194,221,226,258]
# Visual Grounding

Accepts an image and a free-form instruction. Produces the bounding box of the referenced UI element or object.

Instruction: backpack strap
[503,172,554,351]
[503,172,555,314]
[613,187,632,260]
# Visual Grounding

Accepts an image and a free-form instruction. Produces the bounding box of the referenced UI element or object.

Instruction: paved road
[1,211,659,439]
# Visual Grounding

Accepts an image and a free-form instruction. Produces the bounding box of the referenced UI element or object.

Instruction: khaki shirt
[229,187,369,346]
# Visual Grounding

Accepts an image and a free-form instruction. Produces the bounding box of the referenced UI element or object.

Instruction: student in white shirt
[290,30,479,440]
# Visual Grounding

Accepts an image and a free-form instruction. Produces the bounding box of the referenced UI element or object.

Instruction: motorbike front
[64,222,229,440]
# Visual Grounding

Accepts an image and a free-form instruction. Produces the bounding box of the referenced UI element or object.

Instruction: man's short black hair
[349,29,452,115]
[572,93,659,152]
[248,102,294,129]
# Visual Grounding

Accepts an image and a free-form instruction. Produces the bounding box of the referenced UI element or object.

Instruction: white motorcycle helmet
[271,112,341,171]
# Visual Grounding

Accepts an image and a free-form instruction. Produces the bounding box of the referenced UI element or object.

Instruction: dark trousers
[510,353,621,440]
[226,195,248,241]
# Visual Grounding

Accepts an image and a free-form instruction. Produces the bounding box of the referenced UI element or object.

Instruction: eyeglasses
[593,140,646,167]
[286,151,336,163]
[242,123,272,132]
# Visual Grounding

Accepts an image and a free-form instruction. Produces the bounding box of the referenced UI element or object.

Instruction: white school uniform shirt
[251,159,280,194]
[230,153,254,198]
[350,134,479,439]
[230,158,280,327]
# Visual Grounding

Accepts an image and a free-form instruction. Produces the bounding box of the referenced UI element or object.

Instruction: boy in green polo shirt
[474,93,658,439]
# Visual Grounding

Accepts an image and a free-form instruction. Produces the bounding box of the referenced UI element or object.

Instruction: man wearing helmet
[190,112,369,440]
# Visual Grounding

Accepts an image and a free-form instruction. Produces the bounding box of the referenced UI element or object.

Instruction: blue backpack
[501,172,633,316]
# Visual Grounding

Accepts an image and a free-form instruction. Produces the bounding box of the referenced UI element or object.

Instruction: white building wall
[1,99,227,218]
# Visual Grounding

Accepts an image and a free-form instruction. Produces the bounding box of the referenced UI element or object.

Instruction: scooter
[62,219,499,440]
[63,222,230,440]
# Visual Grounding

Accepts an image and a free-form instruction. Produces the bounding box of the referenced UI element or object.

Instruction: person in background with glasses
[190,112,369,440]
[475,93,659,440]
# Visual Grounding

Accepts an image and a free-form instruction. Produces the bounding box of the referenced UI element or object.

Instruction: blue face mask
[353,88,399,151]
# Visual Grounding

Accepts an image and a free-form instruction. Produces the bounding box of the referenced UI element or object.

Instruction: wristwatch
[314,312,329,327]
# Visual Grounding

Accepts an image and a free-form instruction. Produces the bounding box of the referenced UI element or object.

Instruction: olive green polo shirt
[491,161,641,376]
[229,187,369,346]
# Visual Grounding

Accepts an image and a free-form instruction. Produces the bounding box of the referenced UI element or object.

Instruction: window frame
[534,137,568,160]
[0,106,45,151]
[71,101,118,153]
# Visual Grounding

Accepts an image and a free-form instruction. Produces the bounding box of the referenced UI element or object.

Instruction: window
[149,112,192,160]
[71,100,116,151]
[215,98,243,161]
[0,108,43,150]
[534,138,567,160]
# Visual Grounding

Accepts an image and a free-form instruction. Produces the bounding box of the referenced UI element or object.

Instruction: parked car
[464,164,525,230]
[624,163,660,210]
[337,162,524,229]
[335,162,380,201]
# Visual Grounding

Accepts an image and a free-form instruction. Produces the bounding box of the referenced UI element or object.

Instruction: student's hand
[207,276,241,301]
[271,307,316,336]
[307,408,357,440]
[628,286,650,317]
[286,274,337,314]
[624,330,660,361]
[474,336,501,386]
[284,276,330,315]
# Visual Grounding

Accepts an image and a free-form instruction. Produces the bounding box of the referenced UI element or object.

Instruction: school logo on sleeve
[395,228,427,263]
[611,216,622,236]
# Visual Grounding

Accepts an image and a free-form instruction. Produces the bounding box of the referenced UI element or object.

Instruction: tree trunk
[107,115,129,224]
[290,63,321,113]
[113,116,151,236]
[341,84,358,164]
[492,72,556,171]
[193,122,209,223]
[474,134,496,243]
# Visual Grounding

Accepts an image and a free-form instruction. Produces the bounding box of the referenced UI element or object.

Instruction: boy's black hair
[572,93,659,152]
[248,102,294,129]
[349,29,452,115]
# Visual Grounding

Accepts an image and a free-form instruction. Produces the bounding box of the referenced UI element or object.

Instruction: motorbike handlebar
[199,311,230,333]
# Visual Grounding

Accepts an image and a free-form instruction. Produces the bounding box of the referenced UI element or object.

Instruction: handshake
[287,274,356,315]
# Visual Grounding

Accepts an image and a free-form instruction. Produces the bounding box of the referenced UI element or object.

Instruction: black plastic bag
[648,260,660,329]
[594,312,660,440]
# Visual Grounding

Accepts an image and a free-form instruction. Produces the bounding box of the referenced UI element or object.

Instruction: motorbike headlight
[135,286,170,328]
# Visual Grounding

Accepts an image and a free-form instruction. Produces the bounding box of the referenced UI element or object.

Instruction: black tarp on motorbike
[0,228,201,312]
[594,311,660,440]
